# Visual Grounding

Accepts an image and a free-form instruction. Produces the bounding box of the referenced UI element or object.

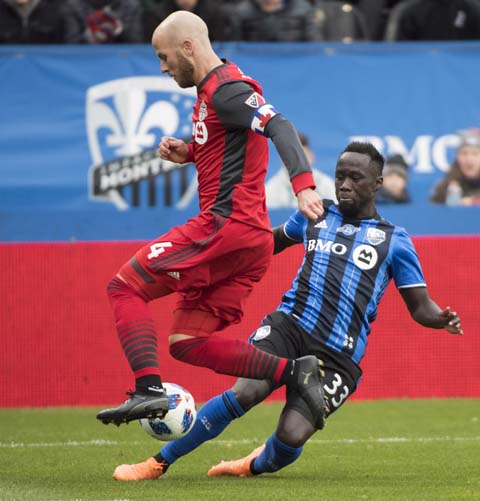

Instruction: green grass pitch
[0,399,479,500]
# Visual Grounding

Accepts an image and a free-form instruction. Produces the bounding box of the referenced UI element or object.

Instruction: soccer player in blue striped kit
[113,141,463,481]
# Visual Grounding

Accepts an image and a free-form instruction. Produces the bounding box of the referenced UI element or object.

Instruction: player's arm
[212,82,323,220]
[263,116,323,220]
[391,228,462,336]
[273,225,299,254]
[399,287,463,335]
[272,210,306,255]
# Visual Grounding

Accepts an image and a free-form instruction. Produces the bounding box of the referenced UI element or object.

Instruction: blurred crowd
[265,129,480,208]
[376,128,480,207]
[2,0,480,45]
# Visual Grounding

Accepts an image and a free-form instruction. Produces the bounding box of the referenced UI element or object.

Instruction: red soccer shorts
[117,211,273,328]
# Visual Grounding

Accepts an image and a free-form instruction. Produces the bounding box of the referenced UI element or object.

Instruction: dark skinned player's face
[335,152,383,219]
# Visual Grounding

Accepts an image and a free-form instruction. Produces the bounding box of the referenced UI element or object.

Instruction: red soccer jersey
[188,61,271,232]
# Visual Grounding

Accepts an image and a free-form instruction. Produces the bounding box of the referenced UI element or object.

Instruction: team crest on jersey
[251,325,271,341]
[250,104,277,134]
[365,227,386,246]
[199,100,208,121]
[336,224,360,236]
[244,92,266,109]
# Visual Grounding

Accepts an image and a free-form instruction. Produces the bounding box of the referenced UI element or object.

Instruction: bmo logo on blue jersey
[353,245,378,270]
[308,240,379,271]
[307,239,347,255]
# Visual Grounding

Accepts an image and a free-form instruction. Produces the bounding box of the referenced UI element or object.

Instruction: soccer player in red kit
[97,10,326,429]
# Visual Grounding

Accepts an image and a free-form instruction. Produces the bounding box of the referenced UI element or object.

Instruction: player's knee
[168,336,204,362]
[106,275,129,300]
[231,379,272,412]
[106,275,148,305]
[276,428,306,448]
[276,410,315,448]
[168,339,183,361]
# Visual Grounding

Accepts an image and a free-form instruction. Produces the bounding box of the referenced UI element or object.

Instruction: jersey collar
[197,59,230,92]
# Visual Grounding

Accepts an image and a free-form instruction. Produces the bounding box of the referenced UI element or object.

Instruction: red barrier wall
[1,237,479,408]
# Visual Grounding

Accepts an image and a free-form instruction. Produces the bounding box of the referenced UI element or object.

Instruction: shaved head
[151,10,222,88]
[152,11,209,48]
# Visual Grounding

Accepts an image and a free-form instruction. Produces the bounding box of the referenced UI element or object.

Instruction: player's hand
[296,188,324,221]
[158,136,189,163]
[439,306,463,335]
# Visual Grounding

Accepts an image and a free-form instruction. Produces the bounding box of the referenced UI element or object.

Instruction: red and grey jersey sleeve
[212,82,315,194]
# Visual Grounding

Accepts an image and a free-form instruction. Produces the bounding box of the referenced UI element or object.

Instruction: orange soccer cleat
[113,457,167,481]
[207,445,265,478]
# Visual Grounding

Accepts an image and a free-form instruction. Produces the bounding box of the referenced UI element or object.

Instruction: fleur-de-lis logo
[86,77,196,209]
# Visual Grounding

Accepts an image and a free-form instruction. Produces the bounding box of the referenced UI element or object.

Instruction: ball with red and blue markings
[139,382,196,441]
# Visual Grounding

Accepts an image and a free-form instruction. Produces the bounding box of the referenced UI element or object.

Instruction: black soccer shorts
[249,311,363,427]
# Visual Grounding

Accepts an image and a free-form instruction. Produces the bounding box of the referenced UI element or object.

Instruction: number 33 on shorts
[323,372,350,411]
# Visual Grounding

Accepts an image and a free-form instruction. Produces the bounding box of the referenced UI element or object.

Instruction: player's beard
[338,200,359,218]
[174,52,195,88]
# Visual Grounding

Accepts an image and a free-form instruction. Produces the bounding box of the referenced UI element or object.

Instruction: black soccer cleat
[96,386,169,426]
[286,355,326,430]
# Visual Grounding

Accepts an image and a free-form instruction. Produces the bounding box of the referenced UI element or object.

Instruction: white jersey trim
[397,283,427,289]
[283,224,301,242]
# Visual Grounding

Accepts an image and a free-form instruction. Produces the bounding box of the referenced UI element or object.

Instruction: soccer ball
[139,382,196,441]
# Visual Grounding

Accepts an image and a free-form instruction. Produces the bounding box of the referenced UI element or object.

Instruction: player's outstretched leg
[170,334,326,429]
[112,390,246,480]
[282,355,326,429]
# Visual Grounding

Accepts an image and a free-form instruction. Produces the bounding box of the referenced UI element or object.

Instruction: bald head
[151,10,222,88]
[152,11,209,48]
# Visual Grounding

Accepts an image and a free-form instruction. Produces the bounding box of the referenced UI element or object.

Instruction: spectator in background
[350,0,402,40]
[0,0,69,44]
[311,1,369,41]
[266,133,337,208]
[375,153,411,204]
[64,0,144,43]
[430,129,480,206]
[142,0,225,42]
[385,0,480,41]
[225,0,321,41]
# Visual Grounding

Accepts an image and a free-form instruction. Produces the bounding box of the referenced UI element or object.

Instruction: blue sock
[251,433,303,474]
[158,389,244,464]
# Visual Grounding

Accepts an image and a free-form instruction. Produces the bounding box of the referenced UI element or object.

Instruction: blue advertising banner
[1,42,479,241]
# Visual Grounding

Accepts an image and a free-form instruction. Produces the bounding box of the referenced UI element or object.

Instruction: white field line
[1,436,479,449]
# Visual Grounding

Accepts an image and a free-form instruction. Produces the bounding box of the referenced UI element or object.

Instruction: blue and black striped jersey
[277,202,426,364]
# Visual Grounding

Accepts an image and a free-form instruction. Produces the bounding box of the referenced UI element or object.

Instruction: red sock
[169,335,288,382]
[107,277,161,382]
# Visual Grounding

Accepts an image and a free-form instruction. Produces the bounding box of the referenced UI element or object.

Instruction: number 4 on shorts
[147,242,173,259]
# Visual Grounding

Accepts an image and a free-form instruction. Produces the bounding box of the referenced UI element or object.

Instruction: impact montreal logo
[86,76,196,210]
